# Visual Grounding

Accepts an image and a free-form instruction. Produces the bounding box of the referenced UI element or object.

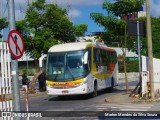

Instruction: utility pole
[8,0,21,119]
[146,0,154,99]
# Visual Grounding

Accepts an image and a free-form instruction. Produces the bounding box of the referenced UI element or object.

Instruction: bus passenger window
[94,49,100,63]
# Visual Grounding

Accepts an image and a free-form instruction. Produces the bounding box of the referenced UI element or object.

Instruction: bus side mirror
[84,52,88,64]
[39,54,47,68]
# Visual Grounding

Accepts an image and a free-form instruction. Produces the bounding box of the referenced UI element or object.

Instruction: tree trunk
[0,95,5,101]
[28,68,44,94]
[123,54,129,93]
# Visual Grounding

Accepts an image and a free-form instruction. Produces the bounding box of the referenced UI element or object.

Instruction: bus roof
[48,42,115,52]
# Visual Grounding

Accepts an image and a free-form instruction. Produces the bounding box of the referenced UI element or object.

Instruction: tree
[138,17,160,59]
[90,0,145,47]
[90,0,145,93]
[151,17,160,58]
[74,24,88,37]
[16,0,88,63]
[0,18,8,39]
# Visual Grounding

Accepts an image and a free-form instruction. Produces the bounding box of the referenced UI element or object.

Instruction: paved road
[78,102,153,111]
[19,77,160,120]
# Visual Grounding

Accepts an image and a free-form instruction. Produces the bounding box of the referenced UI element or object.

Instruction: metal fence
[0,42,13,120]
[141,56,160,97]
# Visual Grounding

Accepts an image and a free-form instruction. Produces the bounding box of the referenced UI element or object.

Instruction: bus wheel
[91,82,98,97]
[109,78,114,92]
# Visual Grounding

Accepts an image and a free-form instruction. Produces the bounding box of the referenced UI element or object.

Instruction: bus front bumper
[46,83,92,96]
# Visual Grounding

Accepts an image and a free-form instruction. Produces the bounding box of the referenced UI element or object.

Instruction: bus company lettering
[51,82,80,86]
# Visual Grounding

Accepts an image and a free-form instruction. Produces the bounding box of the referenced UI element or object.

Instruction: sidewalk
[105,90,160,104]
[105,90,134,103]
[1,89,47,102]
[20,89,47,99]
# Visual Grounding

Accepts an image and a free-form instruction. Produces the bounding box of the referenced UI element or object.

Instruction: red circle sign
[8,30,24,59]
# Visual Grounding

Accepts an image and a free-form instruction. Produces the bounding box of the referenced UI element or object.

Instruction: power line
[2,0,8,17]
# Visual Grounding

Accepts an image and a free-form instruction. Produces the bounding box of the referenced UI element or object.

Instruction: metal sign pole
[137,21,142,95]
[8,0,21,119]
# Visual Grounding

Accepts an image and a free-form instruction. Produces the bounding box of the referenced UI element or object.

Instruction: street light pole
[146,0,154,99]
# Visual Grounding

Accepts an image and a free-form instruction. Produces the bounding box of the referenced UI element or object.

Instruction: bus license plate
[62,90,69,93]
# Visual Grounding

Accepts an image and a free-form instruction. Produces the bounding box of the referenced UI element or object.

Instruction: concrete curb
[131,98,160,103]
[20,91,47,99]
[104,92,133,103]
[104,90,160,104]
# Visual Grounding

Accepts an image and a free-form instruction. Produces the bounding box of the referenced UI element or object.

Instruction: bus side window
[94,48,100,63]
[114,52,117,63]
[110,52,113,63]
[101,50,106,65]
[86,48,92,71]
[110,52,114,63]
[106,51,110,64]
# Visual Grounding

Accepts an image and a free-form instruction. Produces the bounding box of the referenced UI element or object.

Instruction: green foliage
[86,39,93,42]
[126,60,139,72]
[0,18,8,30]
[74,24,88,37]
[90,0,145,49]
[103,0,145,16]
[20,68,27,75]
[19,68,36,76]
[149,17,160,58]
[137,17,160,58]
[0,18,8,38]
[16,0,88,62]
[119,60,139,72]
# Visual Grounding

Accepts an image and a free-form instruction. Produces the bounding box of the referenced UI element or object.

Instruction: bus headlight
[77,80,88,86]
[83,79,88,84]
[47,84,51,87]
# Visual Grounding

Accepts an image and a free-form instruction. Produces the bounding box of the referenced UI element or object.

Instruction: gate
[0,42,13,119]
[142,56,160,98]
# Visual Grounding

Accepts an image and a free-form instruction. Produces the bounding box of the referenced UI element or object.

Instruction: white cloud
[6,0,160,21]
[51,0,104,7]
[68,9,81,19]
[150,0,160,17]
[143,0,160,17]
[15,9,25,21]
[1,0,28,18]
[1,0,103,20]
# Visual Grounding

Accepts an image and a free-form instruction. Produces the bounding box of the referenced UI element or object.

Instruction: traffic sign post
[8,30,24,59]
[8,0,21,118]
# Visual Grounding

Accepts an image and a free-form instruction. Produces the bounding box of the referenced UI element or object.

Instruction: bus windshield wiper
[67,66,75,81]
[65,54,75,81]
[54,74,59,81]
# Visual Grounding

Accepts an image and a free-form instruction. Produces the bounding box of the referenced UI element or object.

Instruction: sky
[1,0,160,40]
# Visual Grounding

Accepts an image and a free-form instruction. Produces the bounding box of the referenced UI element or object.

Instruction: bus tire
[91,81,98,98]
[109,78,114,92]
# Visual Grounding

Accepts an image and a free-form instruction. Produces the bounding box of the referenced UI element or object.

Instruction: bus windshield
[46,50,88,82]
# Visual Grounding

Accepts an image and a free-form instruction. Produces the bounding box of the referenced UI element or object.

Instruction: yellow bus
[46,42,118,98]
